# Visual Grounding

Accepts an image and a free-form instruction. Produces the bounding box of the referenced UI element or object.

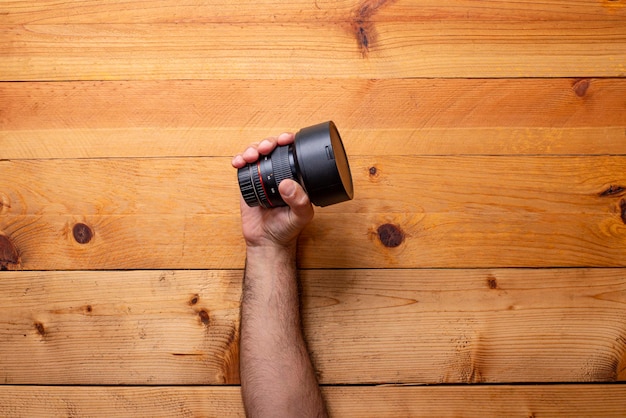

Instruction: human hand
[232,132,314,249]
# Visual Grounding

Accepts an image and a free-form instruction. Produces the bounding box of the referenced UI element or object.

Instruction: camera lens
[237,121,354,208]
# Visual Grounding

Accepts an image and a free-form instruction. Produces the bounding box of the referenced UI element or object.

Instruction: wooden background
[1,0,626,416]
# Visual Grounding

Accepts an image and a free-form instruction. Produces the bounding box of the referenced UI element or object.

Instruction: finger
[231,154,246,168]
[279,180,314,228]
[257,137,278,155]
[242,143,261,163]
[277,132,295,146]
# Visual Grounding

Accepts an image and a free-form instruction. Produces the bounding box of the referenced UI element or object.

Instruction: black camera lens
[237,121,354,208]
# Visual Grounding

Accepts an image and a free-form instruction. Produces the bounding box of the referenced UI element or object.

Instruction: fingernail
[281,180,296,198]
[243,147,256,159]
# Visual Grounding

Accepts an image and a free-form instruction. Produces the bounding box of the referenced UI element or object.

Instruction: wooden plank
[1,155,625,269]
[2,21,625,80]
[2,384,626,418]
[2,156,625,215]
[0,214,245,270]
[0,270,242,385]
[3,126,626,160]
[0,269,625,385]
[3,0,625,24]
[303,268,626,384]
[2,79,625,159]
[2,211,625,269]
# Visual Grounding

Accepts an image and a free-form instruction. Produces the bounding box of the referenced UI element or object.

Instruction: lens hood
[294,121,354,207]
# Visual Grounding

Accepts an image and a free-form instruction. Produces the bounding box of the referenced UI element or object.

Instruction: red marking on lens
[257,160,273,207]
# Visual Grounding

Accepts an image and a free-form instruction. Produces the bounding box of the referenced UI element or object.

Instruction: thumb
[279,179,314,227]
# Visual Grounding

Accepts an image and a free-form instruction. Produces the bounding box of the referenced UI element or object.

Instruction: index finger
[277,132,295,146]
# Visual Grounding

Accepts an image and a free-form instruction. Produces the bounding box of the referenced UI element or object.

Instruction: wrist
[246,241,297,261]
[243,231,300,251]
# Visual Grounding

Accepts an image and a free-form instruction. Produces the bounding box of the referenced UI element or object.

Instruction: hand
[232,132,314,248]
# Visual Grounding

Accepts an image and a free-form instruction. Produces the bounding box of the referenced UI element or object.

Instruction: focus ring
[272,145,296,189]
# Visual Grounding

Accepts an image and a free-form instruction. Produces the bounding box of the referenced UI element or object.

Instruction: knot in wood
[377,223,405,248]
[73,223,93,244]
[0,192,11,215]
[572,78,590,97]
[0,234,19,270]
[198,309,210,326]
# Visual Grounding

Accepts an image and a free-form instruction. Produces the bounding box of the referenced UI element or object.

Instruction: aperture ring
[251,161,270,208]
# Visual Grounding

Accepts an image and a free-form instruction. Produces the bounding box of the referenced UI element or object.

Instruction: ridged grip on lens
[237,165,260,207]
[271,145,296,190]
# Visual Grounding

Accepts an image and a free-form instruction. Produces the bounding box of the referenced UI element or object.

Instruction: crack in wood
[599,185,625,197]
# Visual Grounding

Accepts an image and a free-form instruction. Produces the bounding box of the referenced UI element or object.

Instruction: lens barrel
[237,121,354,208]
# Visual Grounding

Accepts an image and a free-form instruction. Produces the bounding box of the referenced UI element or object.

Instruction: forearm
[240,244,327,418]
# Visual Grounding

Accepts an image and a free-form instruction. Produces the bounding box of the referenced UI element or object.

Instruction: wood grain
[1,385,626,418]
[0,270,242,385]
[2,156,625,215]
[2,79,625,159]
[303,268,626,384]
[0,269,625,385]
[2,21,625,80]
[1,0,626,413]
[1,155,625,269]
[3,211,625,269]
[3,0,625,24]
